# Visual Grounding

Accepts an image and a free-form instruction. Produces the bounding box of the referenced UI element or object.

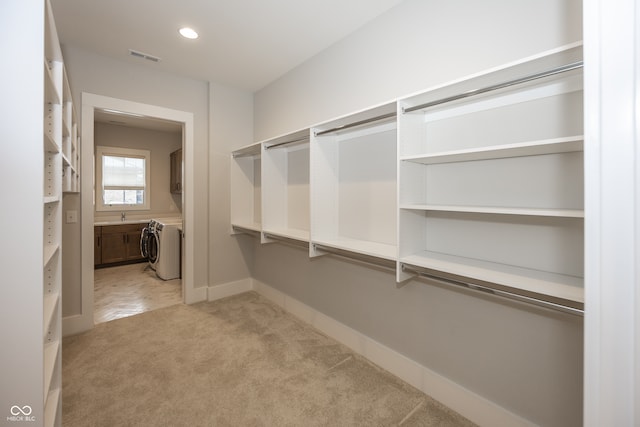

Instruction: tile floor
[93,262,182,324]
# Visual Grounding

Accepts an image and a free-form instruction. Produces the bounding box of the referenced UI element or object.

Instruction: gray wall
[252,0,583,425]
[208,83,255,286]
[61,45,253,318]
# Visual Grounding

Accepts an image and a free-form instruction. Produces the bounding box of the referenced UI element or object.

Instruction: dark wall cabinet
[95,223,147,267]
[170,148,183,194]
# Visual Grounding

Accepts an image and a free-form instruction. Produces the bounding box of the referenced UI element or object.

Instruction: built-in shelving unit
[41,1,73,424]
[230,142,262,234]
[261,129,311,244]
[310,102,398,261]
[229,43,584,313]
[397,44,584,306]
[61,68,79,193]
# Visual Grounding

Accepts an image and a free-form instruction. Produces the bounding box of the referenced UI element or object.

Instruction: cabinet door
[170,148,182,194]
[100,230,127,264]
[94,226,102,266]
[125,225,145,261]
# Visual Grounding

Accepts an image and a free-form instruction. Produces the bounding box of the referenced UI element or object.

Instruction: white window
[96,146,151,211]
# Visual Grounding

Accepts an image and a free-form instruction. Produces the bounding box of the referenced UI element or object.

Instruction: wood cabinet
[94,227,102,265]
[95,223,146,267]
[170,148,183,194]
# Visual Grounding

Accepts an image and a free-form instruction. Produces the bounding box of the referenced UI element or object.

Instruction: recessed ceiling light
[179,27,198,39]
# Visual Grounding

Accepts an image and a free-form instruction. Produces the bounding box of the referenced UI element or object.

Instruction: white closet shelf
[263,227,309,242]
[43,292,59,337]
[312,237,397,261]
[44,389,61,427]
[44,195,60,204]
[43,340,60,401]
[232,143,261,158]
[44,133,60,153]
[62,118,71,137]
[401,251,583,303]
[43,244,59,268]
[231,222,262,233]
[43,61,60,105]
[399,204,584,218]
[400,135,583,165]
[61,153,71,167]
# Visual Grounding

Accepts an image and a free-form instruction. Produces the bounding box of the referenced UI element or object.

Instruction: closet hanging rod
[401,264,584,316]
[264,136,310,150]
[403,61,584,114]
[312,243,396,270]
[314,112,397,137]
[263,232,309,248]
[232,225,261,237]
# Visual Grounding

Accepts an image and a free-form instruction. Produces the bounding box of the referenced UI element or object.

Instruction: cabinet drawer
[101,223,147,234]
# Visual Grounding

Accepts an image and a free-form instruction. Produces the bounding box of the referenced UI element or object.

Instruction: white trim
[583,0,640,425]
[207,278,253,301]
[71,92,199,336]
[62,314,92,337]
[95,145,151,211]
[252,279,534,427]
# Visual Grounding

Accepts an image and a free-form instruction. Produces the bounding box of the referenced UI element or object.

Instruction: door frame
[67,93,196,334]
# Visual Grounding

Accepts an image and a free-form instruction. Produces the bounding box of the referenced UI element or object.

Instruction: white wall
[62,45,255,317]
[255,0,582,140]
[252,0,583,425]
[61,45,209,316]
[208,83,255,288]
[93,122,182,221]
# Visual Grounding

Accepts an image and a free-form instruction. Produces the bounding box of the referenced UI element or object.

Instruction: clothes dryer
[149,218,181,280]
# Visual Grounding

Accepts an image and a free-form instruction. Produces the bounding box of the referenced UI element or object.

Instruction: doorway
[69,93,196,334]
[92,111,184,323]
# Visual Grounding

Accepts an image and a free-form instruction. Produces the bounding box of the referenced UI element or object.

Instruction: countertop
[94,219,151,226]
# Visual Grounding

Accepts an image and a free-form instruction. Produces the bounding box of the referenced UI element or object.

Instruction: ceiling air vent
[128,49,161,63]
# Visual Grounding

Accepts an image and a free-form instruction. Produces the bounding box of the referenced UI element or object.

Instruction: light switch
[66,210,78,224]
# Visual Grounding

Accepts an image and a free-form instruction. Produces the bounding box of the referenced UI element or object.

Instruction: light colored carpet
[62,292,476,426]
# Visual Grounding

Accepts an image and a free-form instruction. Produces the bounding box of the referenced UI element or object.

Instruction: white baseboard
[252,279,534,427]
[207,278,253,301]
[186,283,208,304]
[62,313,93,337]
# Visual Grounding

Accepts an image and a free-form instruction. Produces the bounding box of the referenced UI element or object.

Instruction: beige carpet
[62,292,476,426]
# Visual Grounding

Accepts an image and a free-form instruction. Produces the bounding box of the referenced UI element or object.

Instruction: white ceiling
[50,0,404,92]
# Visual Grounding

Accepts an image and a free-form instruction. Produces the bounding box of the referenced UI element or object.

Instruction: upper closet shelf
[231,222,261,233]
[232,143,261,158]
[399,204,584,218]
[43,61,61,105]
[312,238,396,261]
[401,251,583,304]
[401,135,583,165]
[262,128,310,149]
[44,131,60,154]
[263,227,310,243]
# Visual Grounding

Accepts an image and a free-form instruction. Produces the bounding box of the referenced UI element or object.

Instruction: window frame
[95,145,151,211]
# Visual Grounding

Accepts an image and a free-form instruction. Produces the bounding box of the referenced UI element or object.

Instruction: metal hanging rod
[314,112,397,137]
[232,225,261,237]
[403,61,584,114]
[312,244,396,270]
[401,264,584,316]
[264,136,310,150]
[263,232,309,248]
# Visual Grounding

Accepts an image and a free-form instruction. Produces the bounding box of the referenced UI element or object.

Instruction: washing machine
[144,218,182,279]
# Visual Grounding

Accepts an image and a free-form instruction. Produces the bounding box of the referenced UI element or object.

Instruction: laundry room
[3,0,639,426]
[92,111,184,323]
